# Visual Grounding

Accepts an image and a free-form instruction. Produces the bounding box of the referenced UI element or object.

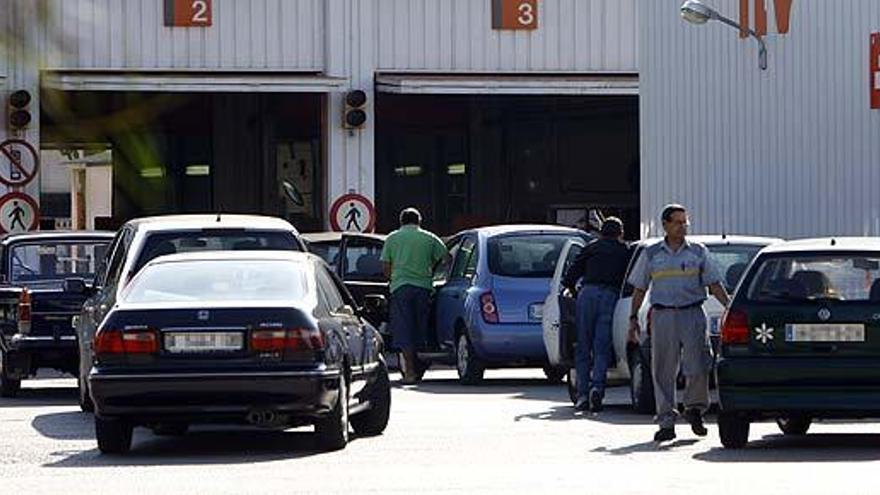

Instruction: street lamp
[680,0,768,70]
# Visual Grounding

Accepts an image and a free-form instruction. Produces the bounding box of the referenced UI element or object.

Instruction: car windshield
[10,241,110,285]
[707,244,764,292]
[747,254,880,302]
[488,234,580,278]
[133,230,301,273]
[123,259,311,304]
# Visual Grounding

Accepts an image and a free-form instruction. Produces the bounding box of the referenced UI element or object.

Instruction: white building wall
[640,0,880,239]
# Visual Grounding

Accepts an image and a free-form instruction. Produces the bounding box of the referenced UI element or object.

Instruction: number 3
[192,0,208,23]
[517,2,534,26]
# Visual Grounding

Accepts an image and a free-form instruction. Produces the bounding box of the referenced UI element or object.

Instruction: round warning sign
[330,193,376,233]
[0,139,39,187]
[0,192,39,234]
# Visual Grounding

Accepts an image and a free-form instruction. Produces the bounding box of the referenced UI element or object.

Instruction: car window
[105,229,133,288]
[315,265,346,312]
[9,240,111,285]
[563,244,583,275]
[342,237,384,282]
[747,254,880,302]
[435,236,461,282]
[450,237,476,280]
[123,259,310,304]
[620,245,644,298]
[309,241,340,269]
[133,230,300,273]
[487,234,577,279]
[707,244,763,292]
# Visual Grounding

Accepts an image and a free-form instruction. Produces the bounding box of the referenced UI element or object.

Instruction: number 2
[517,2,534,26]
[191,0,208,23]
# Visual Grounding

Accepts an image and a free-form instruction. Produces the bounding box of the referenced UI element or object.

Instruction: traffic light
[8,90,32,130]
[343,90,367,129]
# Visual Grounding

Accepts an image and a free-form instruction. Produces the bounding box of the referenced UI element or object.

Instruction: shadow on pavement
[0,385,78,408]
[694,433,880,463]
[592,439,701,455]
[43,428,346,467]
[514,403,659,425]
[32,410,94,440]
[396,377,566,402]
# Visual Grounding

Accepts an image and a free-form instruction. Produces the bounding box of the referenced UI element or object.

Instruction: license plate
[784,324,866,343]
[709,316,721,336]
[164,332,244,353]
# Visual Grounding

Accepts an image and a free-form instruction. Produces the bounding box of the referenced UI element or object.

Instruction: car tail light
[721,309,750,345]
[17,288,31,335]
[94,328,159,355]
[251,328,324,353]
[480,292,499,324]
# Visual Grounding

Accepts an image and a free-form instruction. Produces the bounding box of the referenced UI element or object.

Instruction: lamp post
[680,0,768,70]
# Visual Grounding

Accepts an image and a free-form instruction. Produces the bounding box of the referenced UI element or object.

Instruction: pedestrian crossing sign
[0,192,39,234]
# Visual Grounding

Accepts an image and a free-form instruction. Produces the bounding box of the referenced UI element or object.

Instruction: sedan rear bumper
[89,368,341,421]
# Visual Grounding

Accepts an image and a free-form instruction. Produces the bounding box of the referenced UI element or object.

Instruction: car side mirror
[338,304,357,317]
[64,277,88,295]
[362,294,389,321]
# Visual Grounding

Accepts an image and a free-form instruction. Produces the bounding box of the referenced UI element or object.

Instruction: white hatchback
[543,235,782,411]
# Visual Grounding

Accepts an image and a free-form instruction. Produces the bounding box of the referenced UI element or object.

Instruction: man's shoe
[574,396,590,411]
[654,427,676,443]
[589,390,604,413]
[685,409,708,437]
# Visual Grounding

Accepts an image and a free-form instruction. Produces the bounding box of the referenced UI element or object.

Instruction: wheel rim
[457,336,469,376]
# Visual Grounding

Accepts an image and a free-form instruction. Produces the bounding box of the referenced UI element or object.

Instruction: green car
[717,238,880,449]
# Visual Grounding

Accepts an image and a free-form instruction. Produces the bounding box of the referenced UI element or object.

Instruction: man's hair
[600,217,624,238]
[399,207,422,226]
[661,204,687,223]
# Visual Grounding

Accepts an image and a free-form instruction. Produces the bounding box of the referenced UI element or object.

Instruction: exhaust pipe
[246,409,279,427]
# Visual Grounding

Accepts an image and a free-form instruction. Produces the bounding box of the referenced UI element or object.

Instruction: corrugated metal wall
[640,0,880,239]
[374,0,638,72]
[40,0,324,70]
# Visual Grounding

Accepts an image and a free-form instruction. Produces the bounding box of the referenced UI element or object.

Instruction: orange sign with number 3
[492,0,538,30]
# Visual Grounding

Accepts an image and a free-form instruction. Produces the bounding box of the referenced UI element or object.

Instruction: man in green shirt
[381,208,449,384]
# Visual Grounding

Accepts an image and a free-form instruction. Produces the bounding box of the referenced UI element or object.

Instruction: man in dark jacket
[562,217,631,412]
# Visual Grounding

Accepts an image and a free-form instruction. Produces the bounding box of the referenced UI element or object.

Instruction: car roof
[760,237,880,254]
[124,214,298,233]
[1,231,115,245]
[301,231,386,243]
[637,235,783,247]
[458,224,587,237]
[143,250,318,266]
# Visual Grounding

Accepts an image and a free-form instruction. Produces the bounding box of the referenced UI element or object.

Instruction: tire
[543,366,567,384]
[0,351,20,398]
[566,368,577,404]
[152,424,189,437]
[718,413,750,449]
[351,362,391,437]
[629,352,656,415]
[315,374,350,451]
[776,415,812,436]
[95,416,133,454]
[78,374,94,413]
[455,333,484,385]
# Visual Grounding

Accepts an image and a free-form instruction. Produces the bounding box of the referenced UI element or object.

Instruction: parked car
[75,214,306,411]
[302,232,388,324]
[0,231,114,396]
[717,238,880,448]
[543,235,781,409]
[88,251,390,454]
[423,225,592,385]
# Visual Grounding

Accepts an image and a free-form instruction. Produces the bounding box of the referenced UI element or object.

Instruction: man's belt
[651,301,704,311]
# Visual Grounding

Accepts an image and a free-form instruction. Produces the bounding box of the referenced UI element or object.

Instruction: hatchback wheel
[95,416,133,454]
[455,334,484,385]
[776,415,812,436]
[0,351,20,398]
[718,413,750,449]
[629,352,655,415]
[315,374,350,451]
[351,362,391,437]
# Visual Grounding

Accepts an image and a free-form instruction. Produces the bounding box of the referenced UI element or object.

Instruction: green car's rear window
[747,255,880,302]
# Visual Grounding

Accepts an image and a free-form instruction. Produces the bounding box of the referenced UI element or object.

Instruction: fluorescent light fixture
[447,163,466,175]
[394,165,423,177]
[185,165,210,176]
[139,167,165,178]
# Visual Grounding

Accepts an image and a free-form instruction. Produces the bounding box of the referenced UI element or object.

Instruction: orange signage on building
[492,0,538,30]
[739,0,794,37]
